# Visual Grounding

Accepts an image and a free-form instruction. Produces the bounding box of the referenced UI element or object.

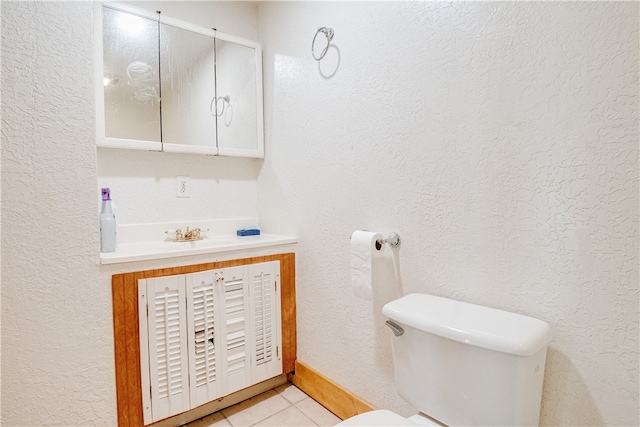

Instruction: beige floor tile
[251,406,317,427]
[274,383,309,404]
[187,410,231,427]
[295,397,342,427]
[221,389,291,426]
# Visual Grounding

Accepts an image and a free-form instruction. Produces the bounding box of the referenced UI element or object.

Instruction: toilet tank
[383,293,552,427]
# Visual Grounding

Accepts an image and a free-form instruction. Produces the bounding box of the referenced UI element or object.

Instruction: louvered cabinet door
[139,275,190,424]
[218,266,252,395]
[185,271,223,408]
[248,261,283,384]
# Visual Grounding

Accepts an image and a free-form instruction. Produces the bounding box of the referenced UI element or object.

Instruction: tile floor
[186,383,343,427]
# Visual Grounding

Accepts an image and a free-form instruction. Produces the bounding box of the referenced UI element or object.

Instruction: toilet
[337,293,552,426]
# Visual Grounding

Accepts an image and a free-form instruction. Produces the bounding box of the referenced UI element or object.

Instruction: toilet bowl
[337,410,442,426]
[336,293,552,427]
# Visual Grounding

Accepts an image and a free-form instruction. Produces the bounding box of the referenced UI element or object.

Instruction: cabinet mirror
[215,37,263,157]
[95,3,264,158]
[101,6,161,150]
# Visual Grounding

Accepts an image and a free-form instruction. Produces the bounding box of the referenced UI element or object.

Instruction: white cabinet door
[218,266,252,395]
[186,270,223,408]
[96,3,265,158]
[139,275,191,424]
[249,261,282,384]
[139,261,283,424]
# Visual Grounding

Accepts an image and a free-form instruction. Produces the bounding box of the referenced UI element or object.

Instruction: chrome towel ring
[210,95,230,117]
[312,27,334,61]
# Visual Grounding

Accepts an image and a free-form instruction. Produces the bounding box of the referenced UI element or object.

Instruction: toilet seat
[335,410,419,426]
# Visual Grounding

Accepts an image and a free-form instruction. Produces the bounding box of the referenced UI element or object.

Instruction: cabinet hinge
[274,281,277,292]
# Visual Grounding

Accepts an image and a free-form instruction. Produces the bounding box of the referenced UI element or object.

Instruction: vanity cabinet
[138,262,281,424]
[95,3,264,158]
[112,253,296,426]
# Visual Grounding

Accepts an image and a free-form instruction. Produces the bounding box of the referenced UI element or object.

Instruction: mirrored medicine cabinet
[95,3,264,158]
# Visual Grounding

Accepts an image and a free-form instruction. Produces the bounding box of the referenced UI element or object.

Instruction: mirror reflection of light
[104,77,111,87]
[117,12,146,37]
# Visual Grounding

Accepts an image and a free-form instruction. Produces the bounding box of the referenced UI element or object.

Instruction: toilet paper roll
[350,230,384,300]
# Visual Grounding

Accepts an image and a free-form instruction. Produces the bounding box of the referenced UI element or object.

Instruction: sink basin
[100,233,297,265]
[157,236,241,250]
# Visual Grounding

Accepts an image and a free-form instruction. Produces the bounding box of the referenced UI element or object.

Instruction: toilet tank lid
[382,293,552,356]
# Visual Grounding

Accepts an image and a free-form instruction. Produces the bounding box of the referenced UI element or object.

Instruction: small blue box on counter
[237,228,261,236]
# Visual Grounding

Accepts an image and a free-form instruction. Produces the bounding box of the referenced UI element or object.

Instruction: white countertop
[100,233,298,265]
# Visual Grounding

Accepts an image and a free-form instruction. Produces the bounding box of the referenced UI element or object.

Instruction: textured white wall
[1,1,261,425]
[1,2,116,425]
[257,2,639,426]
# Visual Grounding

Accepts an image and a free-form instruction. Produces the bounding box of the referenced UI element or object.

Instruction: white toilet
[337,293,552,426]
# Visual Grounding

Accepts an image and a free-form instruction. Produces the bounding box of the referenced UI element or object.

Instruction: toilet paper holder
[376,232,401,250]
